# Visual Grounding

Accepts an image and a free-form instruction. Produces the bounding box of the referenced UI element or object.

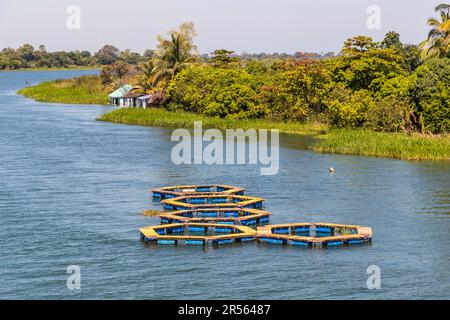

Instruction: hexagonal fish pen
[158,208,271,226]
[139,222,257,246]
[257,222,372,247]
[151,184,245,199]
[161,194,265,211]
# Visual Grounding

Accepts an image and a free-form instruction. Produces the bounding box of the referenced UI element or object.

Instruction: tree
[419,4,450,58]
[100,61,137,86]
[209,49,238,68]
[409,58,450,133]
[381,31,421,72]
[135,60,155,92]
[151,22,198,90]
[94,45,120,65]
[166,66,265,119]
[17,44,35,63]
[342,36,377,55]
[381,31,402,49]
[331,37,406,92]
[120,49,141,64]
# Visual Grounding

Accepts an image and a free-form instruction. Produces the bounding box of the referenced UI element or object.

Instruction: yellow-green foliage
[18,75,108,105]
[314,129,450,161]
[97,107,329,136]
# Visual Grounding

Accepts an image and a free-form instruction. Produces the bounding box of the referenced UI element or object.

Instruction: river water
[0,70,449,299]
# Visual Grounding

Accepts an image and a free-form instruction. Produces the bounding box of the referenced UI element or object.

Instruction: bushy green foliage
[165,36,449,133]
[167,66,265,119]
[410,58,450,133]
[365,96,408,132]
[326,86,374,128]
[329,39,406,92]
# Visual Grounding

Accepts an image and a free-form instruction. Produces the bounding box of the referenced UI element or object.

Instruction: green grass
[98,108,450,161]
[314,129,450,161]
[97,107,329,136]
[17,75,108,105]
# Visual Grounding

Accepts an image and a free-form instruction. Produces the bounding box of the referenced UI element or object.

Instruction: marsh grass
[99,109,450,161]
[97,107,329,136]
[142,209,164,216]
[314,129,450,161]
[18,75,108,105]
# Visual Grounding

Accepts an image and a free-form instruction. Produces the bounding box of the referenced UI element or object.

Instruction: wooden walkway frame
[159,208,271,226]
[257,222,373,247]
[139,222,257,246]
[161,194,265,211]
[151,184,245,199]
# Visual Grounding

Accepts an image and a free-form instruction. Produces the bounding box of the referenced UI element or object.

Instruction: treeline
[0,44,153,70]
[97,4,449,135]
[165,33,449,134]
[0,44,331,71]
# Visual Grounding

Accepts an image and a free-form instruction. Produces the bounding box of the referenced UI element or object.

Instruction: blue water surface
[0,70,449,299]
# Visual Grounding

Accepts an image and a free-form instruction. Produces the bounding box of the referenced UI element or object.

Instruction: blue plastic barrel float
[185,240,205,246]
[157,239,176,245]
[215,227,232,233]
[188,226,206,233]
[256,223,373,248]
[150,184,245,199]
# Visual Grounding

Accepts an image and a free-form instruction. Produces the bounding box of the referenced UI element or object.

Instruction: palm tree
[420,4,450,58]
[151,22,198,90]
[136,60,155,92]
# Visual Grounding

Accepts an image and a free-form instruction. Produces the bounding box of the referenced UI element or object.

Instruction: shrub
[365,96,408,132]
[410,58,450,133]
[325,85,374,128]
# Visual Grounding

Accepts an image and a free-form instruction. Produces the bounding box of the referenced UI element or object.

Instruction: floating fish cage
[161,194,265,211]
[139,223,257,246]
[257,223,373,247]
[151,184,245,199]
[158,208,271,226]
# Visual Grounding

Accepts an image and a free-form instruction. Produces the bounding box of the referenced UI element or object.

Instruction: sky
[0,0,445,54]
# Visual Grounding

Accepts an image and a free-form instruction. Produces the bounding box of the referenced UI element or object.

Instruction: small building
[108,84,134,106]
[122,91,146,107]
[108,85,165,108]
[136,94,153,108]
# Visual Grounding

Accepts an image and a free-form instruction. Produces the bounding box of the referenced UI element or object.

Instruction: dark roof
[149,91,165,105]
[123,91,145,98]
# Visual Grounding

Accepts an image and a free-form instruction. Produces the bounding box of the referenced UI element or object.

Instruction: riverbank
[17,75,108,105]
[98,108,450,161]
[313,129,450,161]
[97,107,328,136]
[17,77,450,161]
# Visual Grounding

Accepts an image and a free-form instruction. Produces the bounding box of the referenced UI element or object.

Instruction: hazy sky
[0,0,444,54]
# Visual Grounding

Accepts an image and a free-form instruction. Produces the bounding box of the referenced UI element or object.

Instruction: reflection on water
[0,70,449,299]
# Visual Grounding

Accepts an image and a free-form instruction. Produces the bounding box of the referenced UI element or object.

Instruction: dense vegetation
[164,34,448,134]
[0,44,152,70]
[99,5,450,135]
[17,4,450,160]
